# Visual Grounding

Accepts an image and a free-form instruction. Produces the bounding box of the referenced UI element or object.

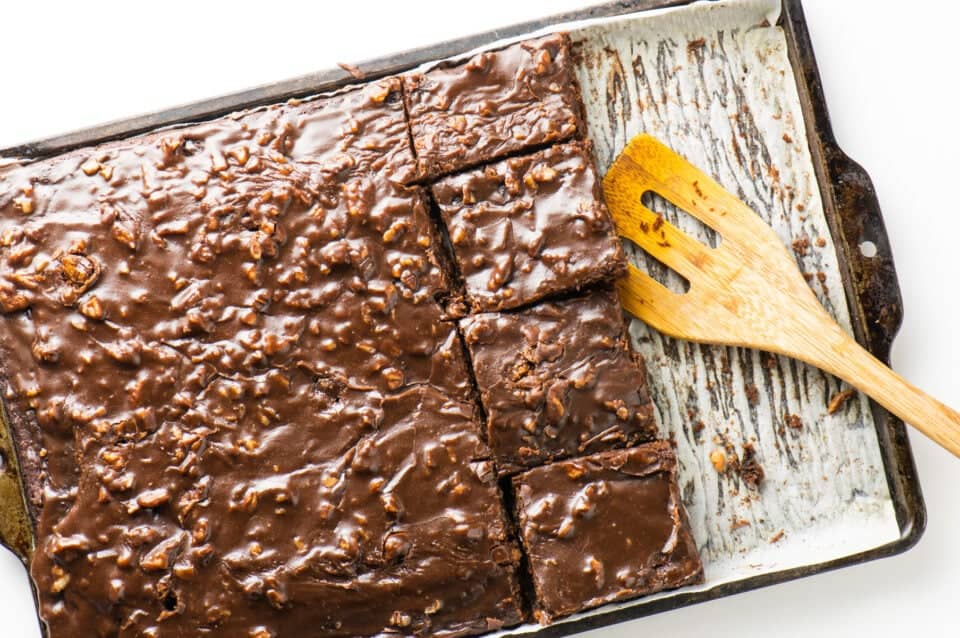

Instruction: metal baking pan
[0,0,924,636]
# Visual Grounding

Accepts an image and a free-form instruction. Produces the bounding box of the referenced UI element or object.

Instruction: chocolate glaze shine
[405,34,584,181]
[432,141,626,313]
[460,290,658,474]
[0,34,705,638]
[0,77,523,636]
[512,442,704,624]
[42,386,523,637]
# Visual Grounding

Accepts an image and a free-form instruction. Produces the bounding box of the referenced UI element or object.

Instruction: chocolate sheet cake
[512,442,704,623]
[0,33,701,637]
[0,77,522,637]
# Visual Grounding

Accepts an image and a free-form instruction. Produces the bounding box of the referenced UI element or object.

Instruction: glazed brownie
[432,141,625,312]
[512,442,704,624]
[460,289,658,474]
[0,77,524,637]
[405,34,584,181]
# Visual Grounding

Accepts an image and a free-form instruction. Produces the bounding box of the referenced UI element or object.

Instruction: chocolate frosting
[432,141,626,313]
[405,33,584,181]
[0,32,704,637]
[512,442,704,623]
[460,290,657,474]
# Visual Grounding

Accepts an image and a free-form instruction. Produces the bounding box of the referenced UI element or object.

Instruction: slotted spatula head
[602,133,831,358]
[603,133,960,461]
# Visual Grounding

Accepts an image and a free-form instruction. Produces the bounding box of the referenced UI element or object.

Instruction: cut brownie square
[405,33,584,181]
[512,441,704,624]
[432,141,625,312]
[460,289,657,473]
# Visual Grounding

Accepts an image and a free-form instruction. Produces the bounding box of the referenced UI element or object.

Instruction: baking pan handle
[822,148,903,361]
[782,0,903,362]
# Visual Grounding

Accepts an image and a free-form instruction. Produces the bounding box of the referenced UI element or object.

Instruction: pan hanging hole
[859,241,877,258]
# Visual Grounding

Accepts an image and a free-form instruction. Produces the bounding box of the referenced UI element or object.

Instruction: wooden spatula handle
[799,320,960,457]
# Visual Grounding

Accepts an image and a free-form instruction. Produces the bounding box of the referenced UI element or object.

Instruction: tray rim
[0,1,926,636]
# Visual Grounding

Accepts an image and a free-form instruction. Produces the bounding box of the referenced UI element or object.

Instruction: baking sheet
[0,0,911,635]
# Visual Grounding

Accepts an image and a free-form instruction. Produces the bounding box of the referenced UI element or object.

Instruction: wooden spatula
[603,133,960,458]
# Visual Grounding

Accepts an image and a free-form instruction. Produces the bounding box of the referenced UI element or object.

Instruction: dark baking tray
[0,0,925,635]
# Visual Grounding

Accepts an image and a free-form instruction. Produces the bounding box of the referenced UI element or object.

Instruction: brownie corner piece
[433,141,626,313]
[405,32,584,180]
[512,441,704,624]
[460,289,657,473]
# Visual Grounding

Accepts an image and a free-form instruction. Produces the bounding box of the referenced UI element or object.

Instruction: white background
[1,1,958,636]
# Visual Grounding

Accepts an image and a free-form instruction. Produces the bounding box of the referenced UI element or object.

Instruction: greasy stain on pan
[0,0,924,636]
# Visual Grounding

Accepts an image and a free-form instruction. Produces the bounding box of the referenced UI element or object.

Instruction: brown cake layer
[405,33,584,181]
[432,141,626,313]
[460,289,658,474]
[512,441,704,624]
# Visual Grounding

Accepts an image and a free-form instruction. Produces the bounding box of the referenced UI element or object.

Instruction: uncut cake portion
[460,289,657,475]
[0,76,456,520]
[432,141,625,313]
[512,442,704,624]
[405,33,585,181]
[0,77,524,637]
[45,385,524,637]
